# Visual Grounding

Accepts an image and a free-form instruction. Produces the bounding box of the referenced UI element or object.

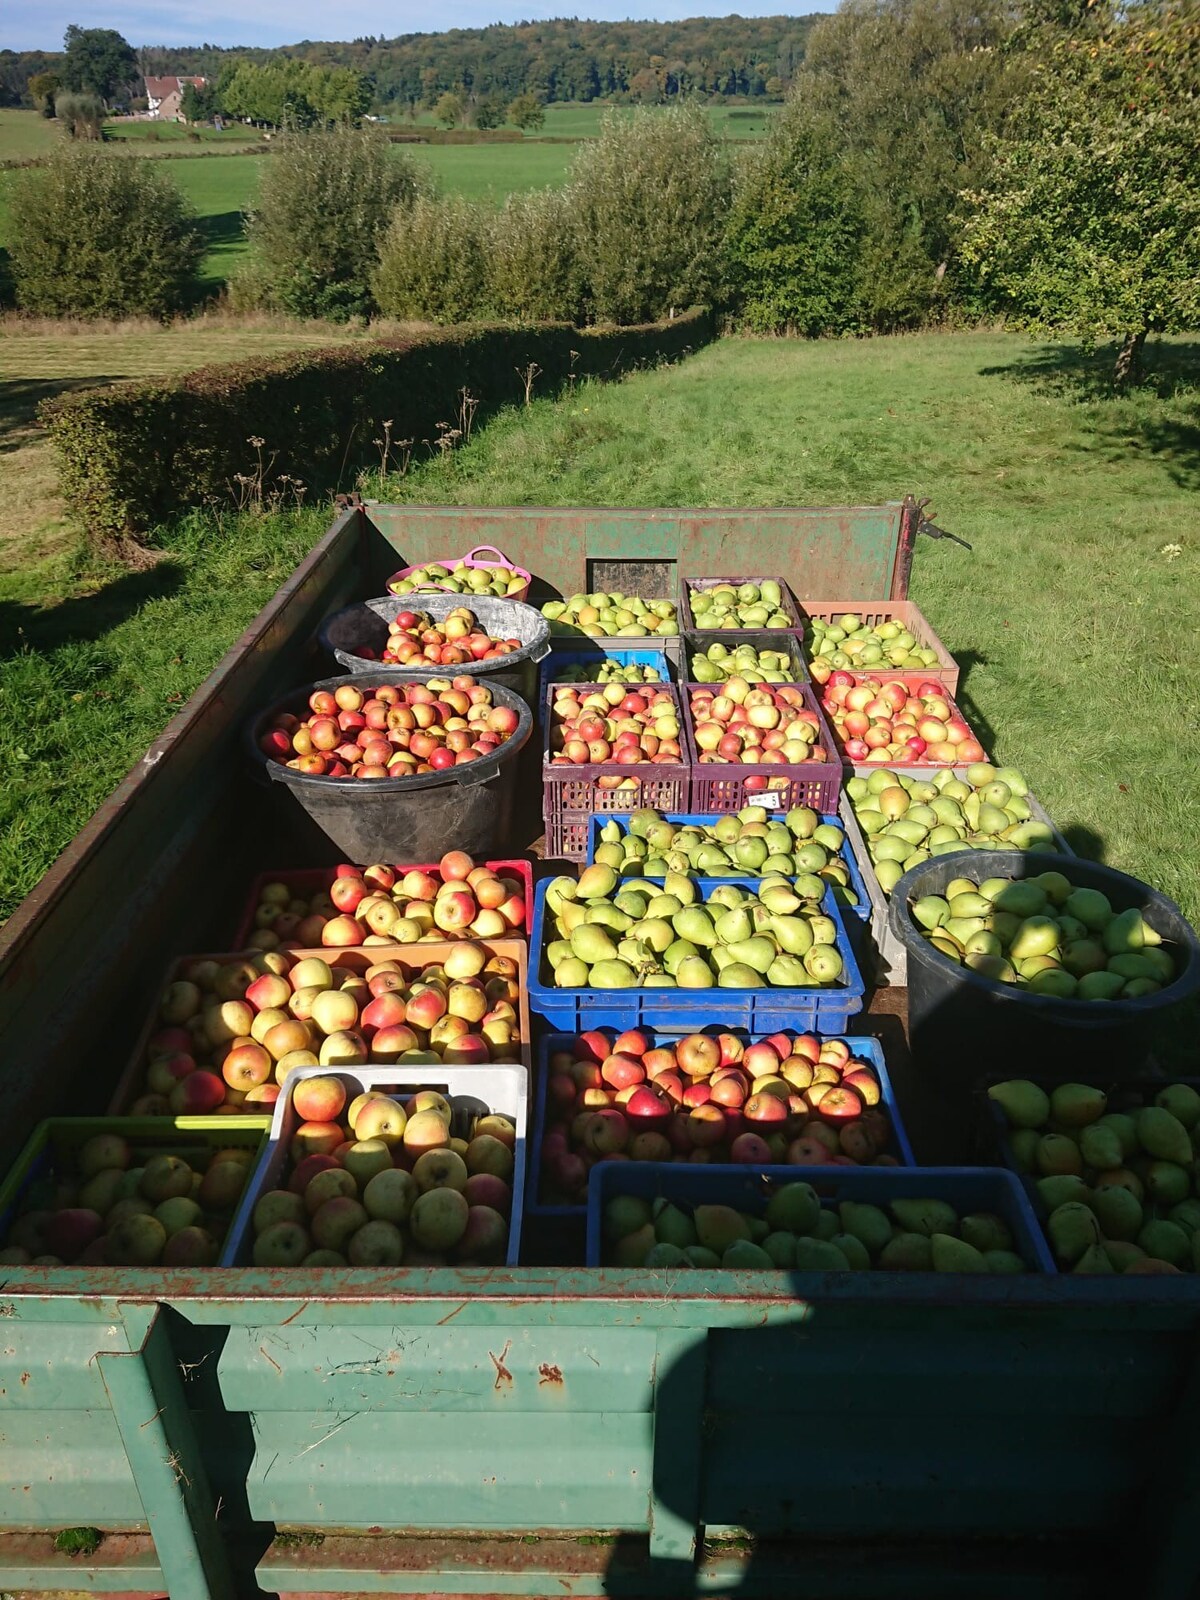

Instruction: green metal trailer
[1,501,1197,1600]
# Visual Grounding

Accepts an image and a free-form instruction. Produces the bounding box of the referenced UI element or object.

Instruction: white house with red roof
[143,75,207,120]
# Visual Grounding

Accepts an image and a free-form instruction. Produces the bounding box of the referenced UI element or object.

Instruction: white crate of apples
[821,674,986,765]
[538,1028,900,1207]
[120,941,525,1117]
[242,850,528,951]
[547,682,684,766]
[241,1066,524,1268]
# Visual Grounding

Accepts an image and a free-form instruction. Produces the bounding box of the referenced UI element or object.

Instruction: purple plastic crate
[542,679,690,860]
[679,576,803,637]
[682,680,841,815]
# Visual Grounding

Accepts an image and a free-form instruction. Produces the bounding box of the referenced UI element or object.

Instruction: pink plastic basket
[386,544,532,603]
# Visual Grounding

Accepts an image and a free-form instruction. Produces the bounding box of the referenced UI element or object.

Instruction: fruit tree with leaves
[960,1,1200,385]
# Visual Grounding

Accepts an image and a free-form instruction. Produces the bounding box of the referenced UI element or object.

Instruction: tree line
[1,16,819,112]
[5,0,1195,385]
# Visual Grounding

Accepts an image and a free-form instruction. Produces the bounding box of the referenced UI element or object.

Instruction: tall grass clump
[372,193,490,324]
[8,146,203,318]
[236,124,427,321]
[570,104,730,324]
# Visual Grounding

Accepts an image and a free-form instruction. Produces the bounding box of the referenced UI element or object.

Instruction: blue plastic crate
[529,1030,915,1221]
[528,875,866,1034]
[537,644,674,708]
[585,1162,1056,1271]
[585,811,872,927]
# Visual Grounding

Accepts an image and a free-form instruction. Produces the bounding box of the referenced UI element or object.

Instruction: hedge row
[41,310,713,547]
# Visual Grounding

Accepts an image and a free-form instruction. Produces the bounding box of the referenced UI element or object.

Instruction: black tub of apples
[888,850,1200,1157]
[245,672,533,863]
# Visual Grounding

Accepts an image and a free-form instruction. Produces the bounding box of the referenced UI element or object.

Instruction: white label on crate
[757,792,786,809]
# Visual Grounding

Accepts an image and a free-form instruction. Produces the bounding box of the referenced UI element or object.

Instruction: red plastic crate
[678,575,803,636]
[681,680,841,815]
[819,671,986,768]
[798,599,960,693]
[541,680,690,860]
[230,859,534,948]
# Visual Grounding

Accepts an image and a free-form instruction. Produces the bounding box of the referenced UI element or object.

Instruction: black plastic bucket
[245,672,533,862]
[888,850,1200,1159]
[319,595,550,706]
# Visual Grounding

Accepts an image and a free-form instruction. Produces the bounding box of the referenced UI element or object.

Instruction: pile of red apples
[821,673,986,765]
[244,850,527,952]
[377,607,523,668]
[688,682,829,765]
[547,682,683,766]
[128,942,523,1115]
[539,1029,898,1205]
[249,1074,516,1267]
[259,679,521,780]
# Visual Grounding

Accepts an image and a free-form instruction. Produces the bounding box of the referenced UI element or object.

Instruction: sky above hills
[8,1,801,52]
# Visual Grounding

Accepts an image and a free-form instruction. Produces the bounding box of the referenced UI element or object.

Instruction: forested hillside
[1,15,821,109]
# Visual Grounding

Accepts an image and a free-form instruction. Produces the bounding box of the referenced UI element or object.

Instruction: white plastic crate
[226,1064,528,1268]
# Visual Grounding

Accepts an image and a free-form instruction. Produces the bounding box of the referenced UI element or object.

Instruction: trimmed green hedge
[41,311,713,547]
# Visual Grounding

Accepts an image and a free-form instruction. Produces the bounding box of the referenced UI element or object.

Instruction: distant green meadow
[0,102,776,289]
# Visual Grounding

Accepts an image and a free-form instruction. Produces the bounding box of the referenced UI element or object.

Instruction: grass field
[2,330,1198,940]
[0,101,772,284]
[0,108,57,158]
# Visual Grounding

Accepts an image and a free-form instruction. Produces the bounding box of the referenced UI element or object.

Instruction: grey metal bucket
[320,594,551,705]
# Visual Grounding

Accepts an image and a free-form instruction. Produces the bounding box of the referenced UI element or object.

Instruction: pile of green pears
[593,804,859,909]
[912,869,1176,999]
[541,592,678,639]
[688,580,792,630]
[806,612,942,672]
[603,1180,1030,1272]
[542,864,846,990]
[849,764,1059,895]
[553,661,665,685]
[689,640,800,684]
[990,1079,1200,1273]
[387,560,525,598]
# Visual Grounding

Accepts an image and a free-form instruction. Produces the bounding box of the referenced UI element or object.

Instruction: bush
[372,193,490,324]
[487,189,584,323]
[41,313,715,549]
[8,146,203,319]
[53,91,103,140]
[237,125,427,321]
[570,104,729,324]
[725,105,866,335]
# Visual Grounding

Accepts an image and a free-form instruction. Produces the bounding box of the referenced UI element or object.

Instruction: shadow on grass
[0,562,185,659]
[1061,822,1106,866]
[979,339,1200,492]
[186,210,247,306]
[0,377,124,451]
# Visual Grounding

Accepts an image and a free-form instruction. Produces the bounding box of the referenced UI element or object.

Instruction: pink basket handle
[464,545,514,567]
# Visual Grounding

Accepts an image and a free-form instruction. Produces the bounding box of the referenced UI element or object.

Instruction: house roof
[144,76,206,100]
